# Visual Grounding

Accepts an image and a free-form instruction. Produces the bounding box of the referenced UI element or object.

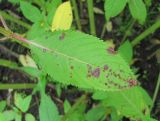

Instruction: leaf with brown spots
[29,30,137,91]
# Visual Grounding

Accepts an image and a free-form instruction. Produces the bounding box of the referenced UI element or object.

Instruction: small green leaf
[46,0,62,25]
[62,95,87,121]
[64,100,71,113]
[118,40,133,64]
[85,106,107,121]
[0,112,7,121]
[3,110,16,121]
[128,0,147,24]
[0,101,6,112]
[20,1,43,23]
[104,0,127,21]
[39,94,60,121]
[25,113,35,121]
[15,113,22,121]
[14,93,32,112]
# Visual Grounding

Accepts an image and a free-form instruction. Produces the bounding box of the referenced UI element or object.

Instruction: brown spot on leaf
[127,79,138,87]
[42,48,47,53]
[70,66,74,70]
[107,47,117,55]
[70,73,73,78]
[59,32,65,40]
[103,65,108,72]
[91,67,101,78]
[105,75,109,78]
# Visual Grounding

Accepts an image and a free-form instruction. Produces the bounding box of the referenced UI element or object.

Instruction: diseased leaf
[118,40,133,64]
[128,0,147,24]
[104,0,127,21]
[29,30,137,91]
[51,1,73,31]
[39,94,60,121]
[20,1,43,23]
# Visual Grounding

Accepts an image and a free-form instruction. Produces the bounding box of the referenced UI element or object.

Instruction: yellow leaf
[51,1,73,31]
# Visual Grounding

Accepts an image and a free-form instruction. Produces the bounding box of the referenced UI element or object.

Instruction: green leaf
[93,87,152,120]
[3,110,16,121]
[46,0,62,25]
[20,67,42,78]
[15,113,22,121]
[128,0,147,24]
[0,113,7,121]
[104,0,127,21]
[0,101,6,112]
[64,100,71,113]
[29,30,137,91]
[85,106,107,121]
[8,0,21,4]
[39,94,60,121]
[110,108,122,121]
[14,92,32,112]
[20,1,43,23]
[25,113,35,121]
[118,40,133,64]
[62,95,87,121]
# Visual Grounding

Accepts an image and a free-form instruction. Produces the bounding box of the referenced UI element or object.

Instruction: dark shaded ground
[0,0,160,120]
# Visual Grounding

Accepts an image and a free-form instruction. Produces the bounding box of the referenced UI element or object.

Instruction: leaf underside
[30,30,137,91]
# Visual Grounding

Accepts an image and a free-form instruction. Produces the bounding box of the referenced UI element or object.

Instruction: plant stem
[87,0,96,35]
[61,95,87,121]
[0,59,19,69]
[0,27,30,48]
[71,0,82,30]
[79,0,83,17]
[0,83,36,90]
[0,27,52,52]
[100,23,106,38]
[121,19,135,44]
[0,11,31,29]
[0,45,19,58]
[131,18,160,46]
[151,72,160,111]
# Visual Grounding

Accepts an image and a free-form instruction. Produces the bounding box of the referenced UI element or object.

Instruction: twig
[121,19,136,44]
[0,44,19,58]
[0,15,9,30]
[0,11,31,29]
[150,72,160,111]
[0,37,9,42]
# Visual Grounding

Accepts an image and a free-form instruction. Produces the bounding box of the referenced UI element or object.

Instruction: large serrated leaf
[29,30,137,91]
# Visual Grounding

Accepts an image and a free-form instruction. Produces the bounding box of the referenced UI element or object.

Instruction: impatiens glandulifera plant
[0,0,159,121]
[0,28,138,91]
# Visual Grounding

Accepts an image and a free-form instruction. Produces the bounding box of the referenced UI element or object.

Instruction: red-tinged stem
[0,26,51,51]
